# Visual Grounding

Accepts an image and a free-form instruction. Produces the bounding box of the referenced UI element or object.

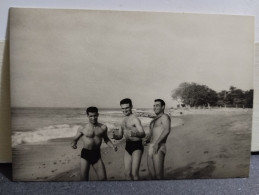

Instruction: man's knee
[94,160,107,180]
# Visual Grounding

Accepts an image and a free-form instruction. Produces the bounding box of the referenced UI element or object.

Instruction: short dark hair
[155,99,165,107]
[86,107,98,115]
[120,98,132,107]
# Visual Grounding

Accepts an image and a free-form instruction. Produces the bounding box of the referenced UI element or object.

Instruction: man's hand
[71,141,77,149]
[143,134,151,145]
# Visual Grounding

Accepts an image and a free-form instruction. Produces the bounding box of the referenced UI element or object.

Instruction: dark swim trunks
[81,148,101,164]
[125,140,144,155]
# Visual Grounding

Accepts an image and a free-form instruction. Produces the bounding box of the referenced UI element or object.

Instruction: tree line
[171,82,253,108]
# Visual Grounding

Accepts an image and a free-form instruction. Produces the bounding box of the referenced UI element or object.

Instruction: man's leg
[81,158,90,181]
[147,154,156,179]
[124,151,132,180]
[92,158,107,181]
[131,150,143,180]
[153,150,165,180]
[147,145,156,179]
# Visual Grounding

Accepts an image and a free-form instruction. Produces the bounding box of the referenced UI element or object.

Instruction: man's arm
[153,114,171,153]
[71,126,83,149]
[144,126,152,144]
[130,117,146,138]
[103,126,117,151]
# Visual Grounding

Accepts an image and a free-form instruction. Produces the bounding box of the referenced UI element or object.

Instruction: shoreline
[12,109,252,181]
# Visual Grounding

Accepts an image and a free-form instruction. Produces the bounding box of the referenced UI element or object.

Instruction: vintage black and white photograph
[10,8,254,181]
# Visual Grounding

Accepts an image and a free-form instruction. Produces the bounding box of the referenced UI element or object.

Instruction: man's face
[153,101,164,115]
[120,103,132,116]
[87,112,98,124]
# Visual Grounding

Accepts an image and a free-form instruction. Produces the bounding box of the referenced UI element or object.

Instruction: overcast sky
[10,8,254,108]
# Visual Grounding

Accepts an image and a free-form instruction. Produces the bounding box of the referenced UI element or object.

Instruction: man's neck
[156,112,164,118]
[90,122,98,128]
[125,112,133,117]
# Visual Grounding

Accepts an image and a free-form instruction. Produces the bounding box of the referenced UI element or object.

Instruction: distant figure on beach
[71,106,117,181]
[145,99,171,179]
[112,98,146,180]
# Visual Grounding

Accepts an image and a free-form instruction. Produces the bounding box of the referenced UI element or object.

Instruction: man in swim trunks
[144,99,171,179]
[71,106,117,181]
[112,98,145,180]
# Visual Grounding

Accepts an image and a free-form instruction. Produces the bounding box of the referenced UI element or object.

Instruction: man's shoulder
[78,125,86,131]
[82,124,91,131]
[130,114,141,122]
[84,123,90,128]
[99,123,107,130]
[124,114,138,122]
[161,113,171,121]
[130,113,138,118]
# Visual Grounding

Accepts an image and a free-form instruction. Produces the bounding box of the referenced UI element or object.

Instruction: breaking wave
[12,117,153,147]
[12,124,81,147]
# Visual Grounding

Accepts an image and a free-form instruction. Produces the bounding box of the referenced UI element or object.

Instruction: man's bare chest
[82,127,104,138]
[123,118,136,129]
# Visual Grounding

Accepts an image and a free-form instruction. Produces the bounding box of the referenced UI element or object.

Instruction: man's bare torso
[122,115,141,141]
[80,123,106,150]
[150,114,170,144]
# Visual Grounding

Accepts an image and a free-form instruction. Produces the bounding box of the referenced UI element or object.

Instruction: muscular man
[71,107,117,181]
[112,98,145,180]
[145,99,171,179]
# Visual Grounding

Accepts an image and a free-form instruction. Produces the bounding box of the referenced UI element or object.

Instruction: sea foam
[12,117,153,147]
[12,124,81,147]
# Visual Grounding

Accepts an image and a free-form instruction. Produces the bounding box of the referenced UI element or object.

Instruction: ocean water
[11,107,153,147]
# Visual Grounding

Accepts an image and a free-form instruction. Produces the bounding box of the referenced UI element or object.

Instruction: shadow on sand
[165,161,216,179]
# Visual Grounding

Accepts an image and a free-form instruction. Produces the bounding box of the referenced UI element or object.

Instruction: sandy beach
[12,108,252,181]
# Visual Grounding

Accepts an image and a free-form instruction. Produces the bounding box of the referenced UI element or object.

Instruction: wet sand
[12,109,252,181]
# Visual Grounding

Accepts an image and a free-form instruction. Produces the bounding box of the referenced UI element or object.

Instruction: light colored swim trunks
[148,143,166,156]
